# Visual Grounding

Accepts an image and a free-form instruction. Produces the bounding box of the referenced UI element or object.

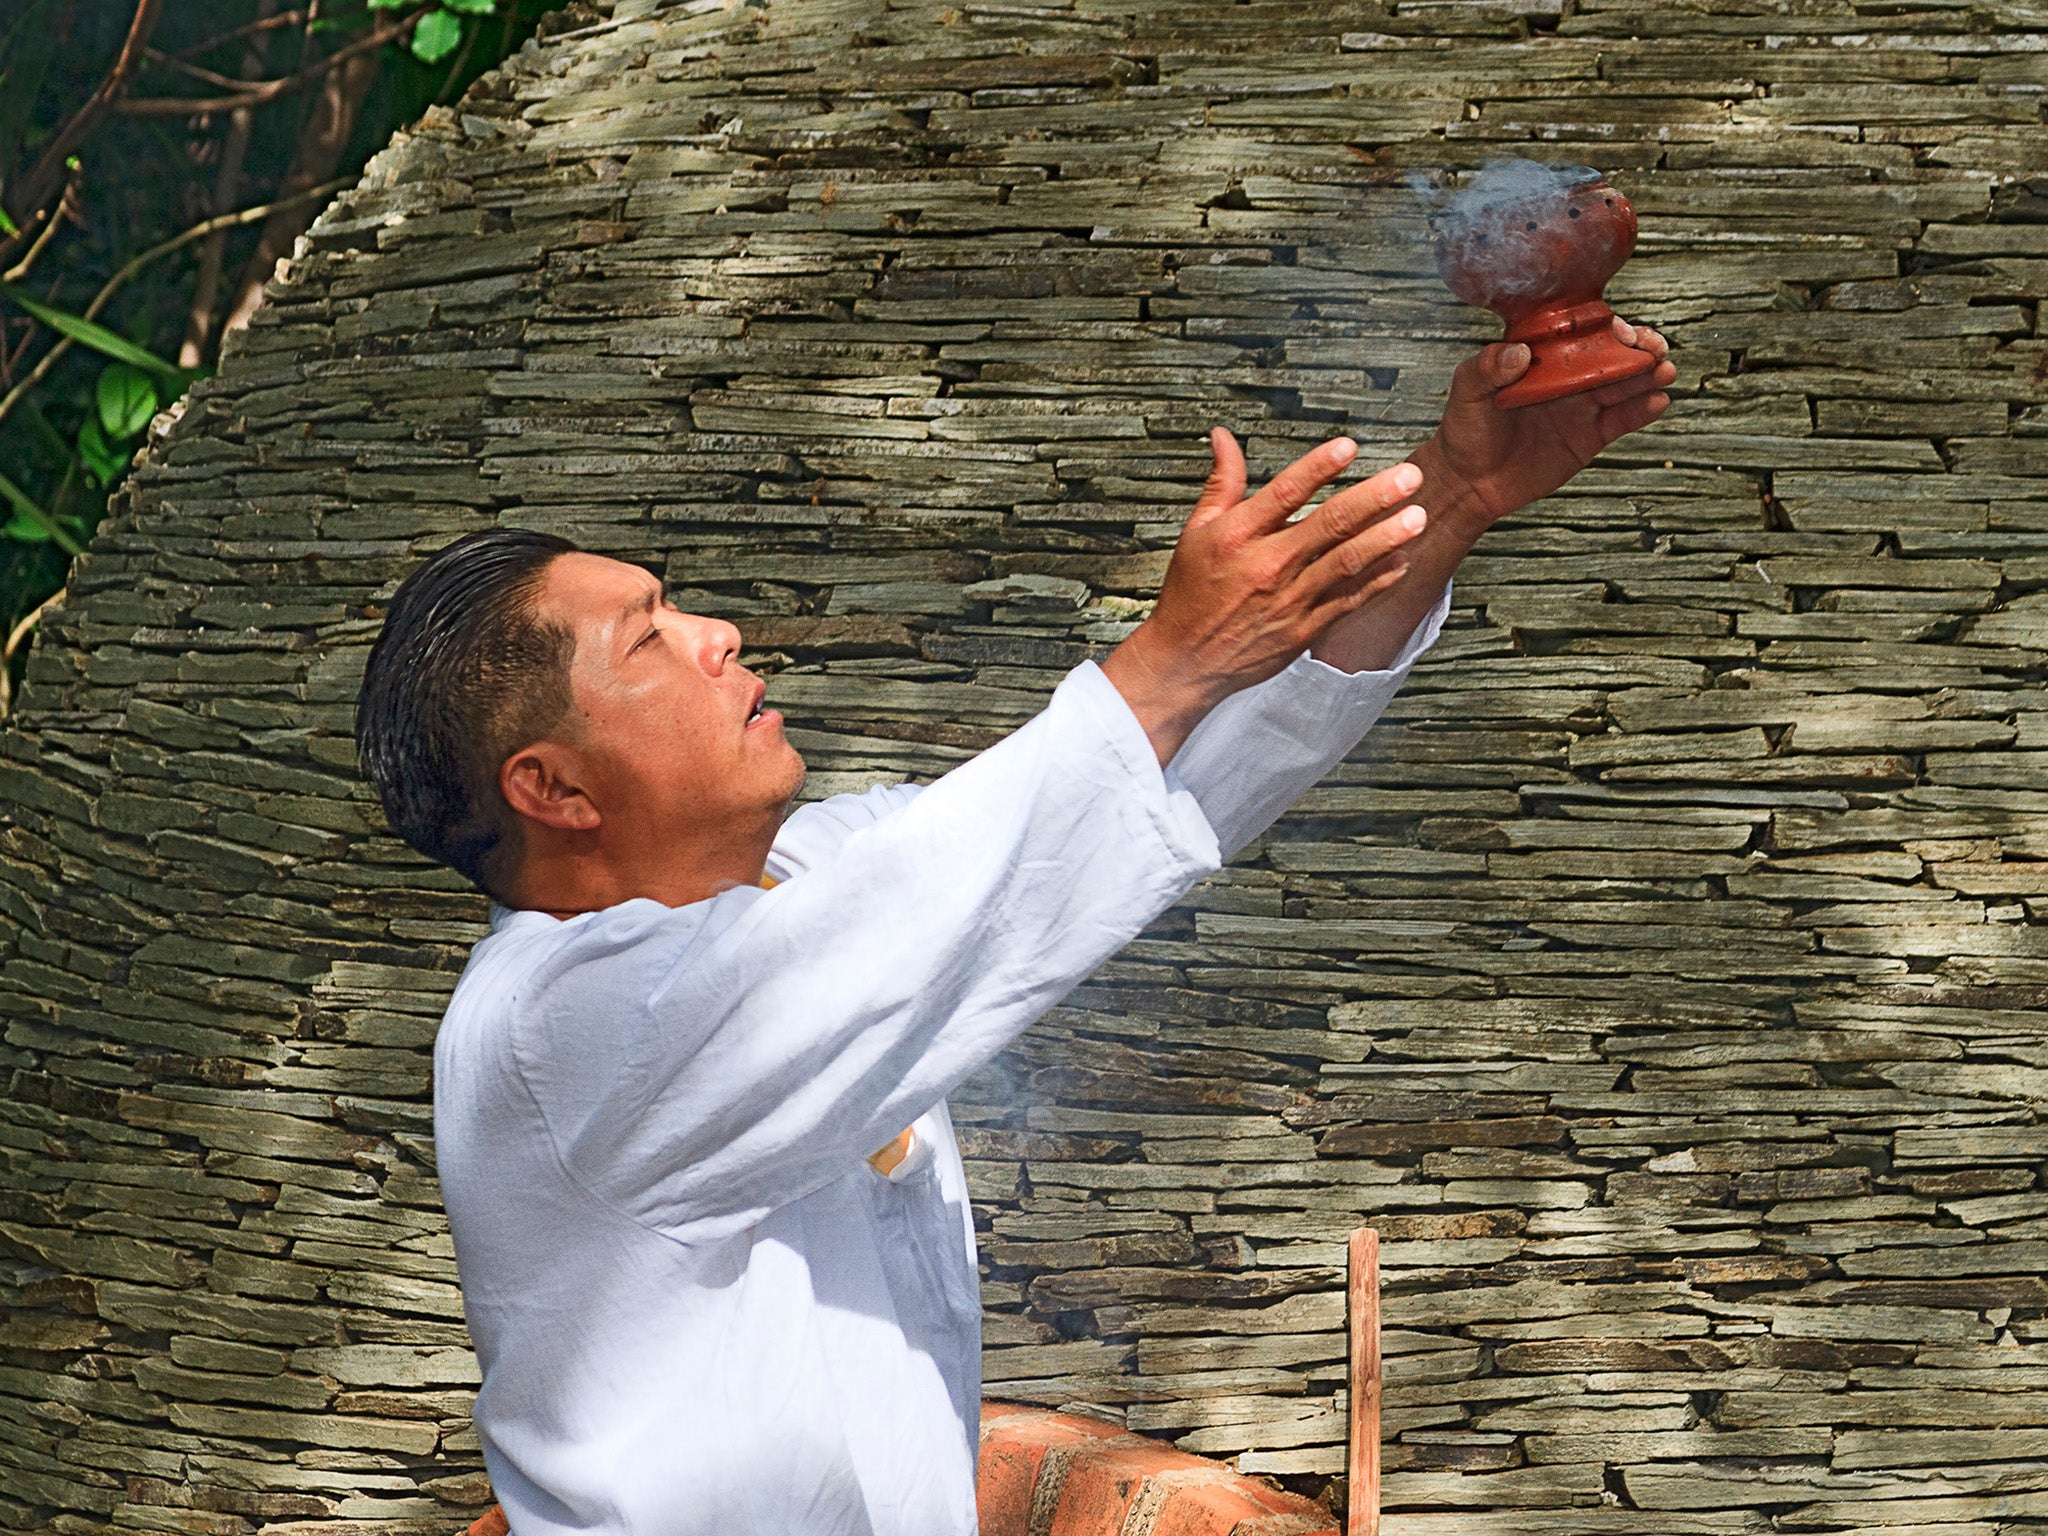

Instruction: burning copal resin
[1422,157,1658,410]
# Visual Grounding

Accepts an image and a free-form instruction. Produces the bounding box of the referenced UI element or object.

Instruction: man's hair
[356,528,578,898]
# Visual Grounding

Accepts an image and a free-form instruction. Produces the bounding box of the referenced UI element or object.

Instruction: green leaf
[411,9,463,62]
[76,416,127,488]
[0,282,188,382]
[0,469,82,557]
[2,512,50,543]
[365,0,406,7]
[443,0,496,13]
[96,364,158,441]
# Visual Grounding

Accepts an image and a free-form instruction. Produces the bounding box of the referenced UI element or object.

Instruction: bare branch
[6,588,63,663]
[221,46,383,339]
[169,9,309,64]
[141,48,252,93]
[180,0,280,368]
[1,165,82,284]
[119,9,428,118]
[1,0,165,241]
[0,586,68,722]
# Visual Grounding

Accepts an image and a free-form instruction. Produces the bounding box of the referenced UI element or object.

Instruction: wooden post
[1347,1228,1381,1536]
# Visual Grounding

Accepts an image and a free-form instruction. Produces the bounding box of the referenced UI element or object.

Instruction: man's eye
[631,629,657,654]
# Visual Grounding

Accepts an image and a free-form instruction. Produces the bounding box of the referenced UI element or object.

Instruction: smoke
[1409,157,1607,303]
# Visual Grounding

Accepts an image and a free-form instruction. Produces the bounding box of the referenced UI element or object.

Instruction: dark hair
[356,528,578,898]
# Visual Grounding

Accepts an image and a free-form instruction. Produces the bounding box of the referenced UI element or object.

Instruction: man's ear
[500,741,601,833]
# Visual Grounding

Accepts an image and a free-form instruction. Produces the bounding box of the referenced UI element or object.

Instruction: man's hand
[1100,429,1428,765]
[1420,316,1675,528]
[1307,317,1675,675]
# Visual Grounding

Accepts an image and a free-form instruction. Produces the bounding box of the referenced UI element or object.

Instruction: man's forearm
[1308,438,1488,674]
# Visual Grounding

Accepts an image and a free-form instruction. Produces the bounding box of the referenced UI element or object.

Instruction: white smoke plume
[1409,157,1609,304]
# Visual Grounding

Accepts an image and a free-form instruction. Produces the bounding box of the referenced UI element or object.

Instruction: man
[356,325,1672,1536]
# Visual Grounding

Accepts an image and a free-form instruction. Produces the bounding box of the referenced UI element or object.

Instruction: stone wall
[3,0,2047,1531]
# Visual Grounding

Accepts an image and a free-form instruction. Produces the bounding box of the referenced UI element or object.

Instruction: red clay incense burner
[1429,167,1655,411]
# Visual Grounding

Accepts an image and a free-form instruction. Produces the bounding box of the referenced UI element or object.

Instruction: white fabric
[433,589,1447,1536]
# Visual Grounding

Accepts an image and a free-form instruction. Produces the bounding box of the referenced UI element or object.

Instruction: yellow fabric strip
[867,1128,914,1177]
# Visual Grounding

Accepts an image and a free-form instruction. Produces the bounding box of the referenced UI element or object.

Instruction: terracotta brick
[1141,1470,1276,1536]
[977,1434,1053,1532]
[469,1406,1337,1536]
[1232,1517,1343,1536]
[1045,1437,1189,1536]
[979,1404,1142,1535]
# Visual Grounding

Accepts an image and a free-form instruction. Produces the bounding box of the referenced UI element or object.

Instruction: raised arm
[1166,318,1676,856]
[502,437,1440,1241]
[1313,317,1675,673]
[1099,431,1432,764]
[509,661,1219,1243]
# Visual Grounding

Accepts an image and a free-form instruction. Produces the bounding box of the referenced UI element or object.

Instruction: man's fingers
[1612,315,1670,360]
[1451,342,1531,403]
[1293,503,1427,605]
[1190,427,1249,521]
[1597,388,1670,443]
[1236,435,1359,532]
[1589,356,1677,410]
[1278,458,1423,568]
[1483,341,1532,388]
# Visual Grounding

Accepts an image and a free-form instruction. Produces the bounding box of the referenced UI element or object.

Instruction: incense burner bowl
[1430,171,1654,410]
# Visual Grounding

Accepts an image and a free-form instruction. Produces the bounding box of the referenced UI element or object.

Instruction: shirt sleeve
[764,782,925,882]
[506,661,1221,1244]
[1166,583,1451,859]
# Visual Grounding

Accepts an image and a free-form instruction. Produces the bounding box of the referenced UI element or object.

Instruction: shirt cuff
[1063,659,1224,877]
[1291,580,1452,686]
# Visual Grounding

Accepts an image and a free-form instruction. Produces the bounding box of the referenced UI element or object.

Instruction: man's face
[527,552,805,850]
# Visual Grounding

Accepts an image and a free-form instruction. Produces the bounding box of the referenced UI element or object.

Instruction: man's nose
[698,617,743,672]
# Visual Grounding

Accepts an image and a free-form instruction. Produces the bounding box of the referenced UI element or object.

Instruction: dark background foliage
[0,0,571,713]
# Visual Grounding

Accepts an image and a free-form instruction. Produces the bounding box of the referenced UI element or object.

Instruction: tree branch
[220,46,384,339]
[1,0,165,241]
[119,9,428,118]
[141,48,253,93]
[170,9,309,63]
[0,585,68,721]
[178,0,280,368]
[0,177,352,437]
[1,164,82,284]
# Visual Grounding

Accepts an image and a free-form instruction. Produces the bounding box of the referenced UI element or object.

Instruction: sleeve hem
[1291,580,1453,685]
[1066,660,1224,876]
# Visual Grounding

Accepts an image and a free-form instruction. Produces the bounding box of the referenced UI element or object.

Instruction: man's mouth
[745,683,769,728]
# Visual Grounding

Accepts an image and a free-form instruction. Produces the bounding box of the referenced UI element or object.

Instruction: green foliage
[96,365,158,442]
[0,282,195,382]
[0,0,571,706]
[74,414,125,488]
[0,469,79,556]
[415,0,500,64]
[411,10,466,64]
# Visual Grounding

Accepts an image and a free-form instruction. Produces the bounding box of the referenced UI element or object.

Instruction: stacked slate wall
[3,0,2047,1529]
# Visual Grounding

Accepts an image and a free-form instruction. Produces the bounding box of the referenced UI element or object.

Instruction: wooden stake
[1348,1227,1381,1536]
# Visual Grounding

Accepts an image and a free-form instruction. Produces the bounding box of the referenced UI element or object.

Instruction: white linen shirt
[433,588,1447,1536]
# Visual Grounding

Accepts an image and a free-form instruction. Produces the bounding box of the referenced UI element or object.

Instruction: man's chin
[775,741,807,798]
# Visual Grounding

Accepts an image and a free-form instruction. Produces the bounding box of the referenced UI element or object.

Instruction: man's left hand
[1418,317,1676,528]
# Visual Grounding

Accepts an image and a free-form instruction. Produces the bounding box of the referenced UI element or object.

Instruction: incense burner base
[1495,297,1656,410]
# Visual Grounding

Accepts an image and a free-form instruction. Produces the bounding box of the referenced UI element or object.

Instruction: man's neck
[506,816,785,917]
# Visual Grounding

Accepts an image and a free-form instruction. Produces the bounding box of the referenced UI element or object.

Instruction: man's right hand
[1100,429,1428,765]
